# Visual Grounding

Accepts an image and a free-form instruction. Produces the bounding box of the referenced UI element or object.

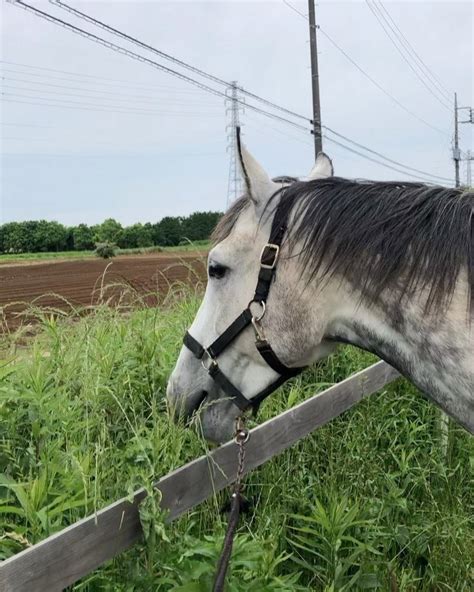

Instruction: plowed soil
[0,252,207,332]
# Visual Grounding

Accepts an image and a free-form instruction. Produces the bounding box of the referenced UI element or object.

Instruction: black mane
[274,178,473,313]
[213,178,473,313]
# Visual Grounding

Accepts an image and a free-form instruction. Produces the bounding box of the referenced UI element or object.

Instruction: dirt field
[0,251,207,331]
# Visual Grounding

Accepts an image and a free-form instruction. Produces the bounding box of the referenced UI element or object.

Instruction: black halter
[183,203,305,413]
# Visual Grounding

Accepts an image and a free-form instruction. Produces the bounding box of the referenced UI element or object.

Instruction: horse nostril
[167,383,208,424]
[184,390,208,427]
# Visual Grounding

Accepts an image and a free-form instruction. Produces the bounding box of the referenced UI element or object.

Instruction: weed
[0,286,472,589]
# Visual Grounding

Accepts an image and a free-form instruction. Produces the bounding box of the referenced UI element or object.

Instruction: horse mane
[213,178,474,313]
[275,178,473,313]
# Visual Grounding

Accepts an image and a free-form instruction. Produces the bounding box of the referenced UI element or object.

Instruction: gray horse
[168,138,474,443]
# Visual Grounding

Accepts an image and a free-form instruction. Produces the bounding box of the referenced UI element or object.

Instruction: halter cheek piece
[183,204,305,413]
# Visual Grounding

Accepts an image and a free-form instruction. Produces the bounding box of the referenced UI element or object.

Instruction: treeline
[0,212,221,253]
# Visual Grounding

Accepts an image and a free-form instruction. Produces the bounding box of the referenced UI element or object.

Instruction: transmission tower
[225,81,244,207]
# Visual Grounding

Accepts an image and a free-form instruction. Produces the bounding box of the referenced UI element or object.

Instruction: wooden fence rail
[0,361,399,592]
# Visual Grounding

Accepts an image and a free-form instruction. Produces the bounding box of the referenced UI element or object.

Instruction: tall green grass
[0,287,472,591]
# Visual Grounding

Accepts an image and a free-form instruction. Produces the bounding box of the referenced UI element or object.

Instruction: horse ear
[236,127,275,206]
[307,152,334,180]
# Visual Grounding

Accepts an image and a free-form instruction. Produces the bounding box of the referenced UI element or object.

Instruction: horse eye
[208,263,228,279]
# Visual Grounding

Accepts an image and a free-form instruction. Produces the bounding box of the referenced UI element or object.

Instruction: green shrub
[94,242,117,259]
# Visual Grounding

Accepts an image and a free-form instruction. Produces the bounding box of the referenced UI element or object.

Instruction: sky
[1,0,473,226]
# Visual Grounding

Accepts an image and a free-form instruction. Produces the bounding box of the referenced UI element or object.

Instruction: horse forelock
[211,196,251,244]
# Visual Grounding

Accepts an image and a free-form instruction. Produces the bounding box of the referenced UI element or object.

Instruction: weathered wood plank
[159,361,399,521]
[0,361,399,592]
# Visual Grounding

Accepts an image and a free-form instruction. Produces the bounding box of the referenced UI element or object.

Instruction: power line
[323,126,453,182]
[366,1,451,110]
[6,0,453,184]
[1,122,54,128]
[1,78,224,107]
[318,27,450,136]
[247,110,452,182]
[47,0,229,86]
[367,0,451,108]
[4,134,226,154]
[1,93,225,117]
[4,98,449,184]
[7,0,312,133]
[3,96,159,116]
[3,62,451,182]
[6,1,229,98]
[0,62,210,94]
[246,112,313,146]
[280,0,450,136]
[324,135,448,184]
[48,0,312,124]
[282,0,307,20]
[375,1,452,99]
[2,136,56,142]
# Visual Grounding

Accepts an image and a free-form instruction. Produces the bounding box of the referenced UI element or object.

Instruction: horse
[167,130,474,444]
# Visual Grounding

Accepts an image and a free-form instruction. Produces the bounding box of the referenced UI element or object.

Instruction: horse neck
[325,276,474,434]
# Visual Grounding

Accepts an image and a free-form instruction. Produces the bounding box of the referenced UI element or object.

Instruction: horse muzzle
[166,373,208,423]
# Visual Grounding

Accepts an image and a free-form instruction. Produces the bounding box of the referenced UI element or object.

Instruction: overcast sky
[1,0,473,226]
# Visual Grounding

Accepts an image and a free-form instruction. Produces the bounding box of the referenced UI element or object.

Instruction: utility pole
[225,81,244,207]
[308,0,323,159]
[453,92,461,187]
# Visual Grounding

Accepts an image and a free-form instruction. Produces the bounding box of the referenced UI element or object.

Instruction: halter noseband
[183,202,305,413]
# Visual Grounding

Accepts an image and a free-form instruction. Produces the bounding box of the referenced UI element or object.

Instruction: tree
[65,228,75,251]
[95,218,123,244]
[1,222,34,253]
[117,223,153,249]
[181,211,221,242]
[34,221,68,252]
[72,224,95,251]
[22,221,41,251]
[0,211,222,254]
[152,217,183,246]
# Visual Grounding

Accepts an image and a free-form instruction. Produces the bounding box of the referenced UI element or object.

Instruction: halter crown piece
[183,202,305,413]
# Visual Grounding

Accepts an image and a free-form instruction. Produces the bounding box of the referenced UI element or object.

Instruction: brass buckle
[260,243,280,269]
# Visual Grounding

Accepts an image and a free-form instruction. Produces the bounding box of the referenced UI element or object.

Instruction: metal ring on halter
[201,350,218,372]
[248,299,266,322]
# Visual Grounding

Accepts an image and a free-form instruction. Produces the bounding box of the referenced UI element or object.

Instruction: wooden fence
[0,361,399,592]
